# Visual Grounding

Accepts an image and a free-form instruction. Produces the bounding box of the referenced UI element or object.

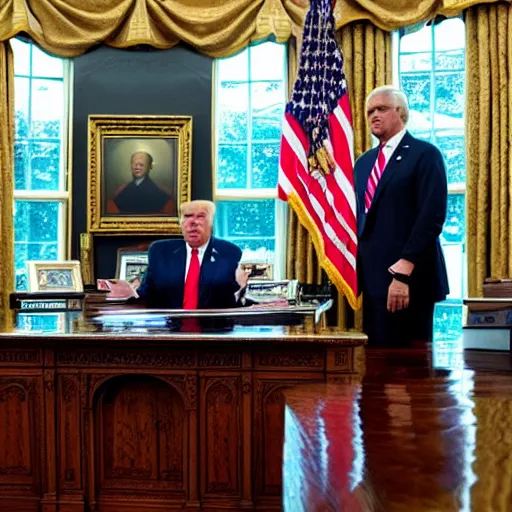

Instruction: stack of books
[463,279,512,350]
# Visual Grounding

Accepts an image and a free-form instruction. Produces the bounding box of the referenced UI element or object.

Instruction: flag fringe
[287,192,362,311]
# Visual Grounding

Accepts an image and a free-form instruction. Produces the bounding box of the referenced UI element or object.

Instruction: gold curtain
[0,41,14,330]
[0,0,500,57]
[286,22,392,329]
[466,3,512,297]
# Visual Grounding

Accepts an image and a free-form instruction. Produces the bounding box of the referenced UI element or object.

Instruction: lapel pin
[212,248,218,254]
[403,145,409,148]
[396,155,402,161]
[211,256,216,262]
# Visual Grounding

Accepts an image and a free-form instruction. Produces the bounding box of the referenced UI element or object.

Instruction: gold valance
[335,0,505,31]
[0,0,504,57]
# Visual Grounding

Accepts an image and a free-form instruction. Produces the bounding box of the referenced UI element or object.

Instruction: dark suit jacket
[354,131,449,304]
[107,177,175,215]
[137,237,242,309]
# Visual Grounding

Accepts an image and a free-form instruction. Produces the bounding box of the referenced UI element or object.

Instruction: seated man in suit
[137,200,248,309]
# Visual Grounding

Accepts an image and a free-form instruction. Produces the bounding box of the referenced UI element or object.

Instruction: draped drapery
[286,22,392,329]
[465,3,512,297]
[0,0,498,57]
[0,41,14,330]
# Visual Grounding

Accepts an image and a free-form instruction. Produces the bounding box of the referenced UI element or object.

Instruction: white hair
[179,200,216,224]
[367,85,409,124]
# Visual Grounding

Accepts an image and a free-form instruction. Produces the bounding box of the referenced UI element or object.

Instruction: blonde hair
[179,200,216,223]
[367,85,409,123]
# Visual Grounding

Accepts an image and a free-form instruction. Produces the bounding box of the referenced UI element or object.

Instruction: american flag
[277,0,359,310]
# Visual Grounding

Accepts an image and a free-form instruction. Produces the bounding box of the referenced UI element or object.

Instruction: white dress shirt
[380,127,407,164]
[184,239,244,302]
[184,240,209,281]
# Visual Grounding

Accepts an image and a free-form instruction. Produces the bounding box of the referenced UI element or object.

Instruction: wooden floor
[283,341,512,511]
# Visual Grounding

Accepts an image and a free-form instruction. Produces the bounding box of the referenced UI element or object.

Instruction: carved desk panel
[0,329,366,512]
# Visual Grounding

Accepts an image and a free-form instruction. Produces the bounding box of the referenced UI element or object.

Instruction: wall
[71,44,213,278]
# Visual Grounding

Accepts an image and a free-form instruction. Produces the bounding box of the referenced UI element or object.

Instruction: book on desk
[463,280,512,351]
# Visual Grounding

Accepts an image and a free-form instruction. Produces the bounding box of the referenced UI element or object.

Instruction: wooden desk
[0,324,366,512]
[283,345,512,512]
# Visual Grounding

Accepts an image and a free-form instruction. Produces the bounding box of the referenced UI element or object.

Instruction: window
[11,39,71,290]
[214,42,288,278]
[396,18,466,344]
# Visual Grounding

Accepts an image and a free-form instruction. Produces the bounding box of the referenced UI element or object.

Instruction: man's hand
[235,265,251,290]
[389,258,415,276]
[387,279,410,312]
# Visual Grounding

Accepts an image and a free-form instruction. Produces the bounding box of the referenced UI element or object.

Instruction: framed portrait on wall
[88,115,192,234]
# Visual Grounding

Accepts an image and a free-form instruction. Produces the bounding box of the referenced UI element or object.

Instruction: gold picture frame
[27,260,84,293]
[87,115,192,234]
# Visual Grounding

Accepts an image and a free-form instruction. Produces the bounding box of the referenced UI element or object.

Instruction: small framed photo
[116,249,149,290]
[27,261,84,293]
[87,115,192,234]
[241,262,274,280]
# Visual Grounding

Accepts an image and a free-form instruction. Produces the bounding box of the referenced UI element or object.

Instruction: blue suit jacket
[137,237,242,309]
[354,131,449,303]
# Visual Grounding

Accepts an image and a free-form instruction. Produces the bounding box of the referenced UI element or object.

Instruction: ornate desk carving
[0,326,365,512]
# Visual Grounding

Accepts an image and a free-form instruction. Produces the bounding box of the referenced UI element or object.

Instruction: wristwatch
[389,269,411,285]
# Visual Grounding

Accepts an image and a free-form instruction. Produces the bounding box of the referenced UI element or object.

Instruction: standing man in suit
[354,85,449,346]
[137,200,248,309]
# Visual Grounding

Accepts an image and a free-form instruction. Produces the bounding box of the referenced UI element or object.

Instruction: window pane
[441,194,465,245]
[14,201,63,290]
[217,144,247,189]
[436,132,465,185]
[401,73,431,131]
[14,76,30,129]
[399,20,466,348]
[10,38,31,75]
[435,72,464,123]
[31,45,64,78]
[16,314,62,333]
[435,50,464,71]
[14,140,29,190]
[217,48,249,81]
[400,25,432,52]
[250,43,286,81]
[217,82,249,142]
[29,141,62,190]
[12,41,68,291]
[14,140,61,192]
[434,301,464,342]
[214,43,286,272]
[214,200,276,261]
[434,18,465,51]
[31,79,64,137]
[400,52,432,73]
[251,142,279,188]
[443,243,465,299]
[251,81,285,141]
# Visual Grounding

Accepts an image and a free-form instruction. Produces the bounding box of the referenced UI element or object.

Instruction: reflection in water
[283,343,512,511]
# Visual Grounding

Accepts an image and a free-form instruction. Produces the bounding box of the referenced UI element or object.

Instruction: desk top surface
[1,310,367,345]
[283,343,512,511]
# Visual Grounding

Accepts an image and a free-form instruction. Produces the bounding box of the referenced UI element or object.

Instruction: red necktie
[364,144,387,213]
[183,248,200,309]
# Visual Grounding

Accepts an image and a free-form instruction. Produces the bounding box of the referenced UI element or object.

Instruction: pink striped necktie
[364,144,387,213]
